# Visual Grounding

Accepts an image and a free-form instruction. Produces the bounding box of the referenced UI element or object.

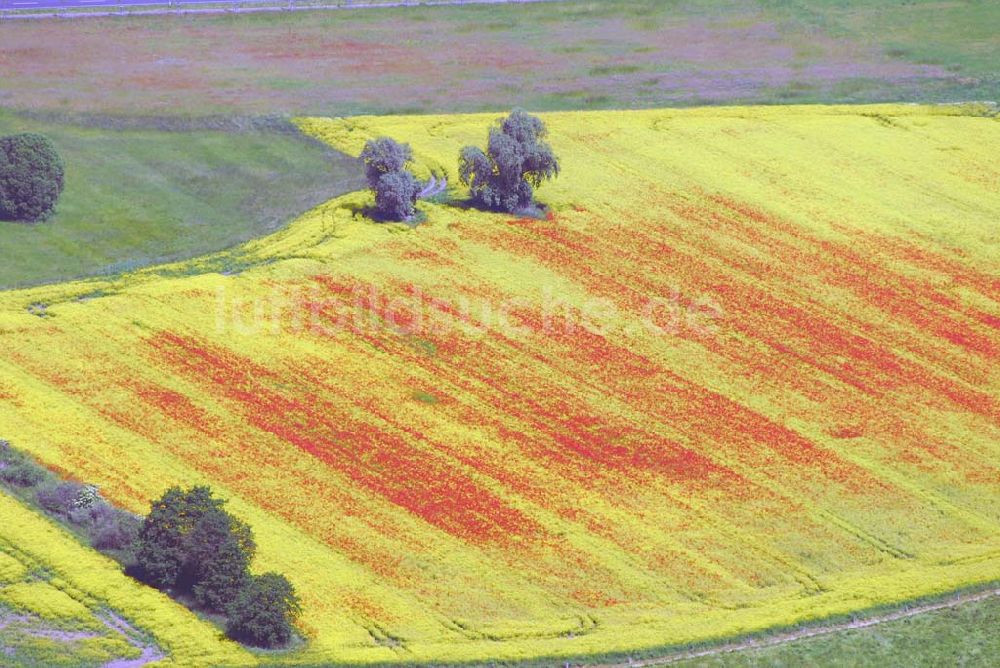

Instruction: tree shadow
[448,197,551,220]
[343,201,426,227]
[344,196,551,226]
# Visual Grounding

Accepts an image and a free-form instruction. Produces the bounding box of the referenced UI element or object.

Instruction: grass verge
[672,587,1000,667]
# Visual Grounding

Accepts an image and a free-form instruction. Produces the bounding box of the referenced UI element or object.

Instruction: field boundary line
[596,587,1000,667]
[0,0,567,21]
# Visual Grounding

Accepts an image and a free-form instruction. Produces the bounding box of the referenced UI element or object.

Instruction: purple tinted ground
[0,1,990,117]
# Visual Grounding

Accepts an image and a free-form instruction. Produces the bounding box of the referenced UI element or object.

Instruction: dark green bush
[135,485,224,590]
[135,486,259,610]
[0,133,65,222]
[190,510,255,612]
[226,573,301,648]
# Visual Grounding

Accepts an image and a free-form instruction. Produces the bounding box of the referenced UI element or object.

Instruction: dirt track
[592,587,1000,667]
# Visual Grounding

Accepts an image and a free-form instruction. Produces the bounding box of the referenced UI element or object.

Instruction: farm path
[597,587,1000,667]
[418,175,448,199]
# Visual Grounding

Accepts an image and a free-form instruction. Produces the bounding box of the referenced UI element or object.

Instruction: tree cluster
[359,109,559,222]
[0,133,65,222]
[134,486,300,648]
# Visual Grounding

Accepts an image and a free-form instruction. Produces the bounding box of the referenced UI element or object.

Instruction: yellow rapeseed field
[0,105,997,664]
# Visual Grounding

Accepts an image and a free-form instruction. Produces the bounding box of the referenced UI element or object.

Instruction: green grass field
[677,593,1000,667]
[761,0,999,103]
[0,112,363,288]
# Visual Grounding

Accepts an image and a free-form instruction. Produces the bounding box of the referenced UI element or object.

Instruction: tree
[360,137,420,221]
[459,109,559,213]
[374,170,420,221]
[190,510,255,612]
[134,486,223,590]
[0,133,65,222]
[135,486,261,612]
[360,137,412,189]
[226,573,302,648]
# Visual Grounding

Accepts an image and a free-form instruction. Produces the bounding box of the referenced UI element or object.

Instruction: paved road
[0,0,556,13]
[0,0,272,9]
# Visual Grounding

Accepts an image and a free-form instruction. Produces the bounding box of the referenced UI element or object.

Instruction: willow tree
[459,109,559,213]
